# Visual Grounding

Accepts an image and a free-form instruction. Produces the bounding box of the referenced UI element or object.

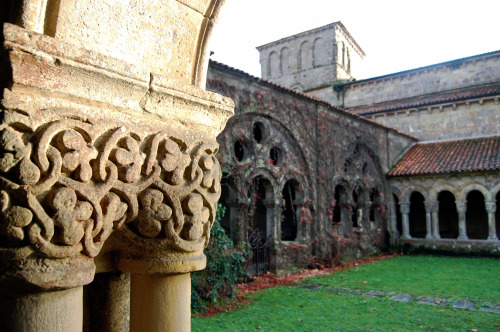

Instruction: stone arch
[241,112,314,193]
[437,190,459,239]
[429,183,459,200]
[313,37,327,67]
[401,186,429,202]
[333,183,349,236]
[369,187,383,228]
[268,51,280,77]
[465,190,489,239]
[281,179,299,241]
[490,182,500,199]
[247,173,277,238]
[458,183,491,201]
[299,41,312,70]
[280,47,291,74]
[409,190,427,238]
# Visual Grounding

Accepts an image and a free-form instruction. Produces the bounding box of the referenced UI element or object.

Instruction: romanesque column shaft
[485,201,498,241]
[399,202,411,239]
[456,201,468,240]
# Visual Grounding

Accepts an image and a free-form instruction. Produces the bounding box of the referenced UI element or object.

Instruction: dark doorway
[438,191,459,239]
[409,191,426,238]
[466,190,488,239]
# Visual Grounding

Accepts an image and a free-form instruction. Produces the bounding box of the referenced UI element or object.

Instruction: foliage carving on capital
[0,110,221,261]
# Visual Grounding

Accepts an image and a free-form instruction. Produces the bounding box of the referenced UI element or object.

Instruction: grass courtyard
[192,255,500,331]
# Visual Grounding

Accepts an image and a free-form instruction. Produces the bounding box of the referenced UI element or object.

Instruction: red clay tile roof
[388,136,500,177]
[350,83,500,115]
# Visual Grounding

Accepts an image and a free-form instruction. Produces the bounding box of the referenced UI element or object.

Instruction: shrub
[191,203,248,312]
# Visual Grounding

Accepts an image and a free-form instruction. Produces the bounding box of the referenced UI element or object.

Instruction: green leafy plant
[191,203,248,312]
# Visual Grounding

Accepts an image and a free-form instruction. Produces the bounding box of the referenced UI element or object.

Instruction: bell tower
[257,22,365,102]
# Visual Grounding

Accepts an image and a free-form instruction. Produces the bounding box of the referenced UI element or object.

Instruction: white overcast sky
[208,0,500,79]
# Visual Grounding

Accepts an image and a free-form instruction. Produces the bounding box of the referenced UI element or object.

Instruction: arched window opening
[299,41,312,70]
[269,51,280,77]
[352,189,359,228]
[313,38,327,67]
[409,191,426,238]
[438,191,458,239]
[234,140,245,162]
[369,189,376,222]
[393,194,403,236]
[332,187,342,224]
[466,190,488,239]
[250,177,273,237]
[281,181,297,241]
[253,122,264,143]
[280,47,290,75]
[269,147,281,166]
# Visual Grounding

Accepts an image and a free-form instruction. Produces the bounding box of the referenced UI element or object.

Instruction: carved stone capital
[455,201,467,214]
[485,201,497,213]
[0,23,234,289]
[399,202,410,214]
[424,200,439,213]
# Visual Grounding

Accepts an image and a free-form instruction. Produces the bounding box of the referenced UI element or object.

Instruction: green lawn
[192,256,500,331]
[303,255,500,303]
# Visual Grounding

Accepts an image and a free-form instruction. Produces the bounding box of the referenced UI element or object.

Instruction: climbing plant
[191,203,248,313]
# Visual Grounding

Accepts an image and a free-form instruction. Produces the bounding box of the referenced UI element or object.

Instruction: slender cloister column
[390,199,400,239]
[456,201,469,240]
[485,201,498,241]
[399,202,411,239]
[426,200,440,239]
[423,201,433,239]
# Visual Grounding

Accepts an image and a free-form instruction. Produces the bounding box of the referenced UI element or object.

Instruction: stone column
[456,201,468,240]
[264,199,277,239]
[399,202,411,239]
[423,201,433,239]
[485,201,498,241]
[425,200,440,239]
[295,201,306,242]
[1,0,232,329]
[130,273,191,332]
[0,287,83,332]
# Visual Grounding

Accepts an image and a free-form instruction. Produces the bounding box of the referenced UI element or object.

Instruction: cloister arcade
[390,176,499,246]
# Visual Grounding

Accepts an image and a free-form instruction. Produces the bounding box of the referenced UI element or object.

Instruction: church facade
[208,22,500,274]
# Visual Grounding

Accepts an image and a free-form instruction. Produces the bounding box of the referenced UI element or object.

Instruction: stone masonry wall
[336,51,500,108]
[207,61,415,272]
[366,98,500,141]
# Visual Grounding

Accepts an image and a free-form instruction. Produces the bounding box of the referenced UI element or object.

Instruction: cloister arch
[437,190,459,239]
[409,191,426,238]
[458,183,491,201]
[466,190,488,240]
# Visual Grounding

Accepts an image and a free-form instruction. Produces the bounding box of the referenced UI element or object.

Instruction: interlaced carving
[0,110,220,260]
